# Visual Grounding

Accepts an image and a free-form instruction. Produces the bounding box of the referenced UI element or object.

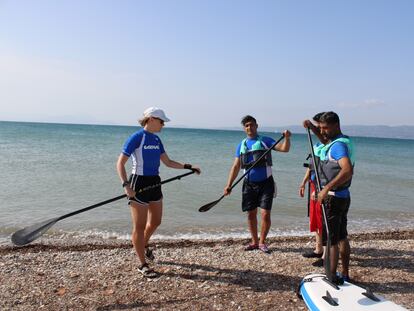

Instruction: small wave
[1,217,413,246]
[0,227,312,245]
[62,227,311,241]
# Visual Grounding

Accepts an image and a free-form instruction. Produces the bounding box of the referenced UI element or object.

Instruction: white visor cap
[143,107,170,122]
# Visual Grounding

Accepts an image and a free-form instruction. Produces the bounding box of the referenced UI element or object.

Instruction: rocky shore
[1,229,413,310]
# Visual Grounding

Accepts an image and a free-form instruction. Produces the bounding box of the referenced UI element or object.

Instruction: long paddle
[11,170,196,246]
[307,178,311,217]
[199,134,285,212]
[306,128,332,282]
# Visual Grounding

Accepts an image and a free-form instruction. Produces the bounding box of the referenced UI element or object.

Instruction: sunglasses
[153,117,164,125]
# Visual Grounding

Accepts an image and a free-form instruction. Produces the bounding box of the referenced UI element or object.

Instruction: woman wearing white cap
[116,107,201,278]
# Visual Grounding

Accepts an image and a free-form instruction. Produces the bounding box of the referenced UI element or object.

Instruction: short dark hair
[319,111,340,125]
[312,112,325,122]
[241,115,257,126]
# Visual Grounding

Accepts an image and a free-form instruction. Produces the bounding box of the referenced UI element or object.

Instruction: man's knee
[261,210,271,222]
[247,210,257,220]
[339,239,350,251]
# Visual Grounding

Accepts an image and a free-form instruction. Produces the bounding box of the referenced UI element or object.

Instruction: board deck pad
[299,274,408,311]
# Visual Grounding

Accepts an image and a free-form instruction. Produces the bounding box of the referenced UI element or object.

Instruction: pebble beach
[1,229,413,310]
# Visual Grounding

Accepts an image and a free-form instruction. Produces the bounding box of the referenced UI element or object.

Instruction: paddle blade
[11,218,60,246]
[198,196,224,212]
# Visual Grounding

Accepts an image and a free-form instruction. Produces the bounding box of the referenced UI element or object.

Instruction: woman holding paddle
[117,107,201,278]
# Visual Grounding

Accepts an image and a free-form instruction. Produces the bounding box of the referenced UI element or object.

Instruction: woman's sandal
[138,263,158,278]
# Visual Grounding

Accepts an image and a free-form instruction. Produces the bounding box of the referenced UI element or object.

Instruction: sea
[1,121,413,245]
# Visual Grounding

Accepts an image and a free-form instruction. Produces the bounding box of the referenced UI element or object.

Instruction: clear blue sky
[1,0,413,127]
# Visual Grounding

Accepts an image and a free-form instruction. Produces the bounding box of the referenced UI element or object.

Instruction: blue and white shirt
[122,129,165,176]
[235,136,275,182]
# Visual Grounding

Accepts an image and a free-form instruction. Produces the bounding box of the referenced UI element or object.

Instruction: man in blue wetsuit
[117,107,201,278]
[223,115,291,253]
[313,111,355,283]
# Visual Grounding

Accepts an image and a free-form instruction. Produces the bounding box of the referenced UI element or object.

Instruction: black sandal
[312,258,324,267]
[138,263,158,278]
[302,251,323,258]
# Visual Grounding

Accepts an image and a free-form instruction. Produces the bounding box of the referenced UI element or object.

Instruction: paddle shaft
[307,178,311,217]
[58,170,196,221]
[306,128,332,281]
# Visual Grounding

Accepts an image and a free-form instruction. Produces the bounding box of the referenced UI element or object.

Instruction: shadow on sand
[97,261,302,310]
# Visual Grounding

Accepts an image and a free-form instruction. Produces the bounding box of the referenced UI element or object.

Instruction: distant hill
[259,125,414,140]
[216,125,414,140]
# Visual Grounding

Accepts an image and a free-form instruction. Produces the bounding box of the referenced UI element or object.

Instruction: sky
[1,0,413,128]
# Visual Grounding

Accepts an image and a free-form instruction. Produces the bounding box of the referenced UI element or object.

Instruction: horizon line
[1,119,414,129]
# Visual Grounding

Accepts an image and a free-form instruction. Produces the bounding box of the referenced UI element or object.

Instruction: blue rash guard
[235,136,276,182]
[122,129,165,176]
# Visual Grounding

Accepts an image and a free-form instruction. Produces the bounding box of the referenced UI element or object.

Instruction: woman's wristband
[184,164,192,169]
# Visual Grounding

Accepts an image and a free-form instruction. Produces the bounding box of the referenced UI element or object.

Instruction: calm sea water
[1,121,413,245]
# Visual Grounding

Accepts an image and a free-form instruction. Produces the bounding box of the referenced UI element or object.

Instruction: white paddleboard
[299,273,408,311]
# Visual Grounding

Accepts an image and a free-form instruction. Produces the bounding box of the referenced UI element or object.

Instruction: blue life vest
[317,136,355,191]
[239,136,273,169]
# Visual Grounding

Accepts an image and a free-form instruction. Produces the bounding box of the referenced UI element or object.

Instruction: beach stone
[0,229,413,310]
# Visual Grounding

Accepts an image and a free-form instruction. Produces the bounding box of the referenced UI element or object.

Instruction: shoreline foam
[2,218,414,246]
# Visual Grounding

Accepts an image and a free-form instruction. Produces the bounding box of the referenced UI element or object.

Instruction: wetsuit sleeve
[330,142,349,161]
[235,142,242,158]
[122,132,143,157]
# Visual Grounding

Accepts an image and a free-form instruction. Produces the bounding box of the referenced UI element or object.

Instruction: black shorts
[322,195,350,246]
[242,176,275,212]
[128,175,162,205]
